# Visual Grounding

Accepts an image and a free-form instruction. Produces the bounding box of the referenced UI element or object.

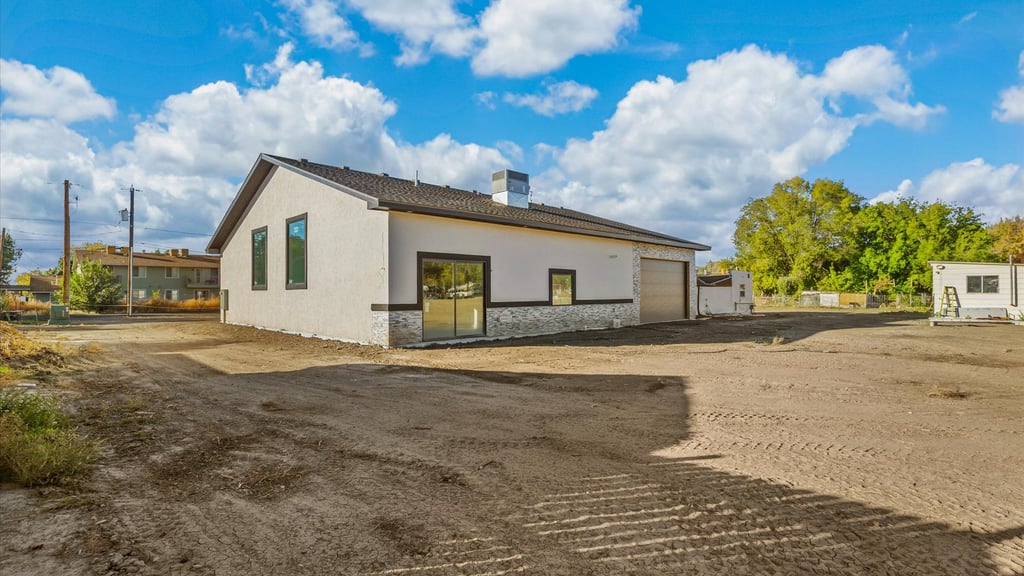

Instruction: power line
[1,216,120,227]
[3,217,211,237]
[139,226,211,237]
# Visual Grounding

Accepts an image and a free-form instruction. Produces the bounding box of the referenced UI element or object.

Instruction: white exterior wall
[732,271,754,313]
[219,166,389,342]
[698,271,753,315]
[388,212,634,304]
[699,287,733,315]
[931,262,1022,317]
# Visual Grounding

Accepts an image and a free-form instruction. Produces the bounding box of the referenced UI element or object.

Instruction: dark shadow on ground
[452,310,930,349]
[60,351,1022,576]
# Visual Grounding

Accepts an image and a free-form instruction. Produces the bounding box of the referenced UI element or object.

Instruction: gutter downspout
[1011,256,1018,309]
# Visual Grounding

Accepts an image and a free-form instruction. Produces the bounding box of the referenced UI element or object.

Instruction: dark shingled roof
[74,250,220,269]
[208,154,710,252]
[697,274,733,287]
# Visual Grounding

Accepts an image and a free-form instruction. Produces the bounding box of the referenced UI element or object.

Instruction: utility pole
[63,180,71,305]
[128,185,135,317]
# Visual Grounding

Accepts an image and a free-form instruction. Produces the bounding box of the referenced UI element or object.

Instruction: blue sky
[1,0,1021,274]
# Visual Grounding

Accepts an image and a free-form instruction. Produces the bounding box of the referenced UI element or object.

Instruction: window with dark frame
[251,227,267,290]
[550,269,576,306]
[966,275,999,294]
[286,214,307,289]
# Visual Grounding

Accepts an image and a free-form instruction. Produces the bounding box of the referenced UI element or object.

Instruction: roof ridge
[242,154,710,252]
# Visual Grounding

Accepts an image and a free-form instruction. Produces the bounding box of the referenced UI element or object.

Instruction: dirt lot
[2,311,1023,575]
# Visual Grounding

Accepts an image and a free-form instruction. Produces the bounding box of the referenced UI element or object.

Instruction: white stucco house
[207,154,710,346]
[930,261,1022,321]
[697,271,754,316]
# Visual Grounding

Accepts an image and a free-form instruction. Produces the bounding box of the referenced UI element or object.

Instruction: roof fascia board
[270,158,381,208]
[207,157,273,253]
[207,154,381,253]
[216,164,276,255]
[379,201,709,250]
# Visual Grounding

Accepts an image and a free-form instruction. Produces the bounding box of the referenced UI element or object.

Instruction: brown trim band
[489,298,634,309]
[370,303,420,311]
[490,300,550,308]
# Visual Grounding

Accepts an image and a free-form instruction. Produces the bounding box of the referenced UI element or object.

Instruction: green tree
[733,177,862,294]
[1,231,22,285]
[988,215,1024,262]
[849,199,995,293]
[70,259,122,312]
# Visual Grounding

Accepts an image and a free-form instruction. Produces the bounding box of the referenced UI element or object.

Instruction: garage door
[640,258,687,323]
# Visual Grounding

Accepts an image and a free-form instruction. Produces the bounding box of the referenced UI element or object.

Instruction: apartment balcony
[185,277,220,289]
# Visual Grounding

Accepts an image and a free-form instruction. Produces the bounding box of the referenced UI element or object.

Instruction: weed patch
[0,389,98,486]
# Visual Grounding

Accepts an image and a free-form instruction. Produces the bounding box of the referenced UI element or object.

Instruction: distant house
[74,247,220,301]
[206,154,710,346]
[930,261,1022,321]
[24,275,61,303]
[697,271,754,315]
[0,275,61,303]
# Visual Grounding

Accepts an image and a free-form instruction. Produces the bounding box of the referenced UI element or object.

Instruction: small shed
[930,261,1021,321]
[698,271,754,315]
[799,291,840,308]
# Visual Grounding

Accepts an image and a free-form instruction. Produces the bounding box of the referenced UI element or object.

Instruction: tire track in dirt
[691,409,1024,437]
[511,463,1022,575]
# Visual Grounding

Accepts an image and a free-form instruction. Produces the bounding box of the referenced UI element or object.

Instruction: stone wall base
[371,310,422,346]
[487,303,639,338]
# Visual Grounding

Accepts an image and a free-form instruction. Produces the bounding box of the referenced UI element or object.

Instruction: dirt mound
[0,323,65,372]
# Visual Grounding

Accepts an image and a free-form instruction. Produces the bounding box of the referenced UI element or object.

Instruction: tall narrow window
[286,214,307,289]
[550,269,576,306]
[252,227,267,290]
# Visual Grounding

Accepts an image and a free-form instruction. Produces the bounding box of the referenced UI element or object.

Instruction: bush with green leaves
[70,258,123,312]
[0,388,98,486]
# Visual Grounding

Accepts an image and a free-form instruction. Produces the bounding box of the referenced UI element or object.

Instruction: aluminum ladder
[939,286,960,318]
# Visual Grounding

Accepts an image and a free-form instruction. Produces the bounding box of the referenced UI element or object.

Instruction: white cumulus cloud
[273,0,640,77]
[474,0,639,77]
[818,45,945,128]
[503,81,599,116]
[1,49,511,270]
[872,159,1023,222]
[0,59,116,122]
[994,51,1024,124]
[278,0,371,55]
[535,44,942,259]
[347,0,477,66]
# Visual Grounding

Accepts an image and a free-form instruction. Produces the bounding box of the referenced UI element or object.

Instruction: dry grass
[0,389,99,486]
[1,322,46,360]
[131,297,219,313]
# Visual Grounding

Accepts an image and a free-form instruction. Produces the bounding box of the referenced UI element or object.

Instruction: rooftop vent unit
[491,170,529,209]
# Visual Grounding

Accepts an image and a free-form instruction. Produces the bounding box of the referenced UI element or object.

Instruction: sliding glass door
[422,258,485,340]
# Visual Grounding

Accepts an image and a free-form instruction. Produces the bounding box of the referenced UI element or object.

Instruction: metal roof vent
[491,170,529,209]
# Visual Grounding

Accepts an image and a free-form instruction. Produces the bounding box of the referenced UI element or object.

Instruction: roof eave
[206,154,381,254]
[376,201,710,251]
